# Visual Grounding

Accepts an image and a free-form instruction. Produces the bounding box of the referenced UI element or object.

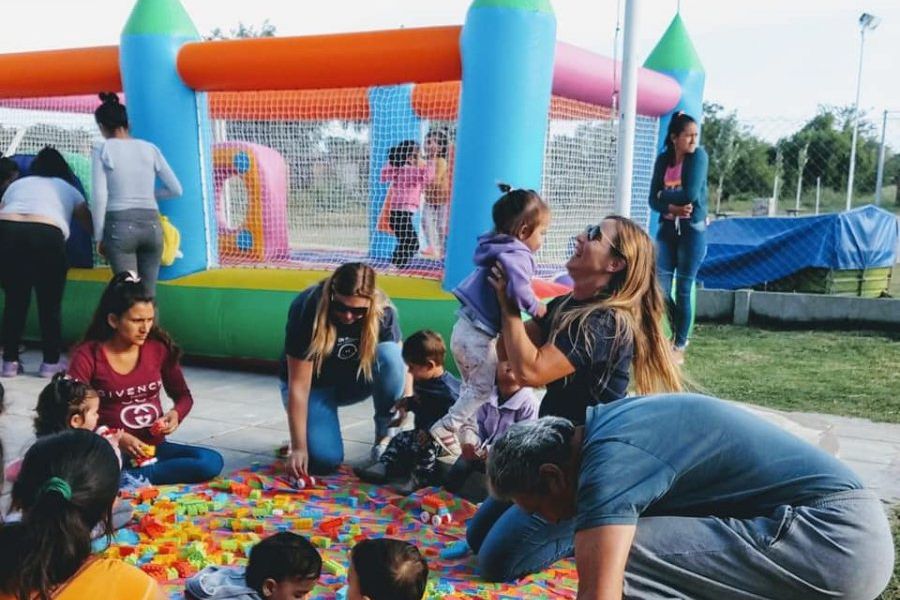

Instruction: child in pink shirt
[380,140,434,269]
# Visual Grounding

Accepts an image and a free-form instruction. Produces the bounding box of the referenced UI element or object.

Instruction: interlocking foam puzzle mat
[105,464,578,598]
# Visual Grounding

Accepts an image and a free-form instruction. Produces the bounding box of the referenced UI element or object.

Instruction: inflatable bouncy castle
[0,0,704,360]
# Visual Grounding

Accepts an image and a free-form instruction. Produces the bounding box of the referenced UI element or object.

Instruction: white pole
[846,28,867,211]
[614,0,639,218]
[874,109,888,206]
[815,176,821,215]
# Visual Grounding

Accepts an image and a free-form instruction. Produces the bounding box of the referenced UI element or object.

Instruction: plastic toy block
[220,539,238,552]
[246,474,265,489]
[322,558,346,576]
[248,489,262,500]
[208,479,232,491]
[138,488,160,502]
[385,524,397,535]
[231,483,251,497]
[294,517,313,529]
[131,443,158,468]
[310,536,331,549]
[336,585,348,600]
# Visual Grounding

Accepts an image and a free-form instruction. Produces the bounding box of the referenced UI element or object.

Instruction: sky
[1,0,899,145]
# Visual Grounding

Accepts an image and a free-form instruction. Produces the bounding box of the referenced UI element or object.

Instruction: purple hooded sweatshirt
[453,233,541,336]
[459,387,540,451]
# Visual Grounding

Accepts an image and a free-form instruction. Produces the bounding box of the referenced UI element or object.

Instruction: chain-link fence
[697,104,900,298]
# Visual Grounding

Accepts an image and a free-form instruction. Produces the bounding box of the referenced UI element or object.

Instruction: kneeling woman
[281,262,408,477]
[68,272,223,485]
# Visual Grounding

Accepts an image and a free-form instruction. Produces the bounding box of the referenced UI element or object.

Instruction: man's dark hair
[245,532,322,593]
[351,538,428,600]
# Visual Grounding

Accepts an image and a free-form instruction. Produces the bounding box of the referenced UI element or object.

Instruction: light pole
[846,12,880,211]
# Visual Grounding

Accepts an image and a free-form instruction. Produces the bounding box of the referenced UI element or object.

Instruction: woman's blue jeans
[280,342,407,475]
[123,440,224,485]
[655,219,708,347]
[466,497,575,582]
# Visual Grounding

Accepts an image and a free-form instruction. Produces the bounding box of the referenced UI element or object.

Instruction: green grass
[713,184,900,217]
[684,325,899,598]
[683,324,900,423]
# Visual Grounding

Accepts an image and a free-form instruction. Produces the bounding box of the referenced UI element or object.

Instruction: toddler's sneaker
[38,360,67,378]
[1,360,23,378]
[429,421,462,457]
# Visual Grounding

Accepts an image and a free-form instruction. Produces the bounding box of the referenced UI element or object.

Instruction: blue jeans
[466,497,575,582]
[469,491,894,599]
[280,342,406,475]
[124,440,223,485]
[655,219,707,347]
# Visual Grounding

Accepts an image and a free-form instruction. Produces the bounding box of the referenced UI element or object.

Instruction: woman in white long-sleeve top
[92,92,182,295]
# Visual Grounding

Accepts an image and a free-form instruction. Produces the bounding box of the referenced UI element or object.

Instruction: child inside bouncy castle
[421,130,452,260]
[355,330,459,495]
[378,141,435,269]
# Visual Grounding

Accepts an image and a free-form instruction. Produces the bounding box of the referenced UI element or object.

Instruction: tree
[702,102,775,202]
[206,20,276,40]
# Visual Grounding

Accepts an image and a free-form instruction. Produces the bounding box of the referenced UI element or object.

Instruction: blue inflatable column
[643,13,706,237]
[442,0,557,290]
[120,0,213,278]
[368,85,422,262]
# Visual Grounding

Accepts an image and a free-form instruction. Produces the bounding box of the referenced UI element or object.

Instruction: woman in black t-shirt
[494,216,682,425]
[280,263,409,476]
[466,216,685,581]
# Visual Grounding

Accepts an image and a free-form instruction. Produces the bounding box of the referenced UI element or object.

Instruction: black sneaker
[392,474,428,496]
[354,461,389,484]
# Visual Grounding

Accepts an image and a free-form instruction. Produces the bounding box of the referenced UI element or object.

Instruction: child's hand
[154,410,180,435]
[461,443,479,461]
[534,303,547,319]
[119,432,149,458]
[392,396,413,420]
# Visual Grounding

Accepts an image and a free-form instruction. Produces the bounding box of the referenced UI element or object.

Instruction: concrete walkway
[2,350,898,505]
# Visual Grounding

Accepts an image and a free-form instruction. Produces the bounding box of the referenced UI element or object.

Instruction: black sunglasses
[331,296,369,317]
[584,224,624,257]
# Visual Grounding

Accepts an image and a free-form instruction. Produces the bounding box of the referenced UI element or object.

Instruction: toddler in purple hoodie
[443,360,539,493]
[430,184,550,455]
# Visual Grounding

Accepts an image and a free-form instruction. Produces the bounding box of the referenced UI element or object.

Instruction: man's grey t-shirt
[576,394,863,532]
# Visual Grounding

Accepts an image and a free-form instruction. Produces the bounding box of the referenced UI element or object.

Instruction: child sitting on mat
[355,330,459,495]
[185,532,322,600]
[346,538,428,600]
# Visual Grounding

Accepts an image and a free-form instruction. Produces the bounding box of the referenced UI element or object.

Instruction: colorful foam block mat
[105,463,578,598]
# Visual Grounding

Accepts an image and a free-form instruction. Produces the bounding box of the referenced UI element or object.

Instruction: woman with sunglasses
[465,216,683,582]
[280,262,408,477]
[648,112,709,364]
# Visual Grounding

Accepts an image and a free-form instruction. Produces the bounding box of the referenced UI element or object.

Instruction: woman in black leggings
[0,147,92,378]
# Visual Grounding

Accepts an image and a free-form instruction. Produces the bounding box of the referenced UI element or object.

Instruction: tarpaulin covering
[698,205,899,290]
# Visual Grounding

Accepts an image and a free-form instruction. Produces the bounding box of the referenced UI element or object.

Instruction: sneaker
[672,345,686,366]
[38,360,67,378]
[354,461,389,484]
[1,360,23,378]
[429,422,462,457]
[392,473,427,496]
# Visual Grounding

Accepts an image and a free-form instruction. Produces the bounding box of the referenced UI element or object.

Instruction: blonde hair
[306,263,386,382]
[548,216,682,395]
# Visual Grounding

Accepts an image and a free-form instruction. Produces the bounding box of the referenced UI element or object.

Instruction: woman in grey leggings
[92,92,182,295]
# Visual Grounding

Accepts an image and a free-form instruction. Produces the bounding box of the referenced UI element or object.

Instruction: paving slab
[1,349,898,505]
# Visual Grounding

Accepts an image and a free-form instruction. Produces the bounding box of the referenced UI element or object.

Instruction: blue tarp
[697,205,899,290]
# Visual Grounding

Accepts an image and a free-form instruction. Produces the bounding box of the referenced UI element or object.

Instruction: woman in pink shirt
[380,140,434,269]
[68,272,222,485]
